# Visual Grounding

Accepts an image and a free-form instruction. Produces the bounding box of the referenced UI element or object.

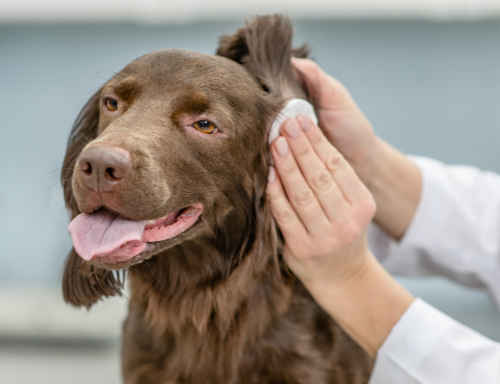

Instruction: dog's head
[62,15,309,308]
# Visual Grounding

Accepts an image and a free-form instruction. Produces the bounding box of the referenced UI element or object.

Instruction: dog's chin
[85,204,204,270]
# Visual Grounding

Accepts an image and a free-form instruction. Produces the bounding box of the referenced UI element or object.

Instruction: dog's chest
[121,298,372,384]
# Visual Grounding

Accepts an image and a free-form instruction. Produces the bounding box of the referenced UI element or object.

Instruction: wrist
[354,137,389,190]
[309,253,414,356]
[352,136,387,190]
[361,138,423,240]
[305,249,375,306]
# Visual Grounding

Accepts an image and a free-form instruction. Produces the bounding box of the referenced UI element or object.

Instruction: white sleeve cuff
[400,156,463,253]
[369,298,500,383]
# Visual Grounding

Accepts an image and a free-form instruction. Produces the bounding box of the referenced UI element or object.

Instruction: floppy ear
[216,14,309,99]
[61,90,123,308]
[61,90,100,213]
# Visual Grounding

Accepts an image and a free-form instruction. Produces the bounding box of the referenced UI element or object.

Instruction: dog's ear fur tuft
[63,249,124,308]
[216,14,309,98]
[61,90,123,308]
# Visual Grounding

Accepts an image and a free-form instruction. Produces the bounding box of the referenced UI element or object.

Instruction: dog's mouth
[68,203,203,268]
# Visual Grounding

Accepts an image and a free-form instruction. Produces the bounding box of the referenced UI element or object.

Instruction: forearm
[362,139,422,240]
[368,154,500,304]
[307,251,414,357]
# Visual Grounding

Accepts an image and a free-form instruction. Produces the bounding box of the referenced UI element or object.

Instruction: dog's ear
[61,90,123,308]
[61,90,100,213]
[216,14,309,99]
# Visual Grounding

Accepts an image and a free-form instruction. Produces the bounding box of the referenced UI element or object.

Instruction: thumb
[292,58,355,111]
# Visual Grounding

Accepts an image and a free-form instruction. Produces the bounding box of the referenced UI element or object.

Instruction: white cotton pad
[268,98,318,144]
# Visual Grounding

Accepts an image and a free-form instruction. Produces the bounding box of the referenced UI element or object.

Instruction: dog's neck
[127,232,292,381]
[129,232,291,335]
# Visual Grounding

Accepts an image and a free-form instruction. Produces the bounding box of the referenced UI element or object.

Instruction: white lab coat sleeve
[367,156,500,307]
[369,298,500,383]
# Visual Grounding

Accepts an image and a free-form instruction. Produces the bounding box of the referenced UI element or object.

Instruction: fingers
[267,116,376,275]
[266,166,308,244]
[269,116,374,227]
[279,118,347,223]
[296,116,373,207]
[270,135,331,234]
[291,58,354,111]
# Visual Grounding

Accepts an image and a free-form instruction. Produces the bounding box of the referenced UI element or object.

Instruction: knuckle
[310,129,324,145]
[311,171,333,192]
[292,189,315,208]
[279,159,297,174]
[266,191,279,205]
[325,152,343,173]
[274,206,294,224]
[295,143,312,157]
[266,185,281,202]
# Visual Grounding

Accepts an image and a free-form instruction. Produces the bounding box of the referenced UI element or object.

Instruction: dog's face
[68,50,272,269]
[62,15,309,308]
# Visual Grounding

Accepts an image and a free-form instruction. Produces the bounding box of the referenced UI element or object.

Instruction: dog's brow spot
[109,77,140,101]
[171,92,210,121]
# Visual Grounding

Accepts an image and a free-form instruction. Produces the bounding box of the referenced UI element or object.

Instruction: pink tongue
[68,211,148,262]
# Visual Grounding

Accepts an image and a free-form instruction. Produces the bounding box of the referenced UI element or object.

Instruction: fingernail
[268,166,276,183]
[297,115,313,131]
[275,137,289,156]
[284,118,300,138]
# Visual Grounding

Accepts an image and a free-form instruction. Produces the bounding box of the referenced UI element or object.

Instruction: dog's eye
[103,97,119,112]
[192,120,217,134]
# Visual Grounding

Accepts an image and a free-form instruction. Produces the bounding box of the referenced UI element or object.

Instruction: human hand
[266,116,414,356]
[266,116,376,291]
[292,58,380,184]
[293,58,422,240]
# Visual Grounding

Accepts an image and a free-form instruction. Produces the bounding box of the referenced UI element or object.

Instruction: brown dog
[61,15,373,384]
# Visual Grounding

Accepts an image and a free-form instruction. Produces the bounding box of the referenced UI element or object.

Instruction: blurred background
[1,0,499,383]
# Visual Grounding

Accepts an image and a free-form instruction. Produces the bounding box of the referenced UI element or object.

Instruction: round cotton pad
[268,99,318,144]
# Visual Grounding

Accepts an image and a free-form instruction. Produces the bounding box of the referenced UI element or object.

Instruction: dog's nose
[77,147,132,192]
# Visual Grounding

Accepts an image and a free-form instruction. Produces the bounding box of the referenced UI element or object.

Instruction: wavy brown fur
[61,14,373,383]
